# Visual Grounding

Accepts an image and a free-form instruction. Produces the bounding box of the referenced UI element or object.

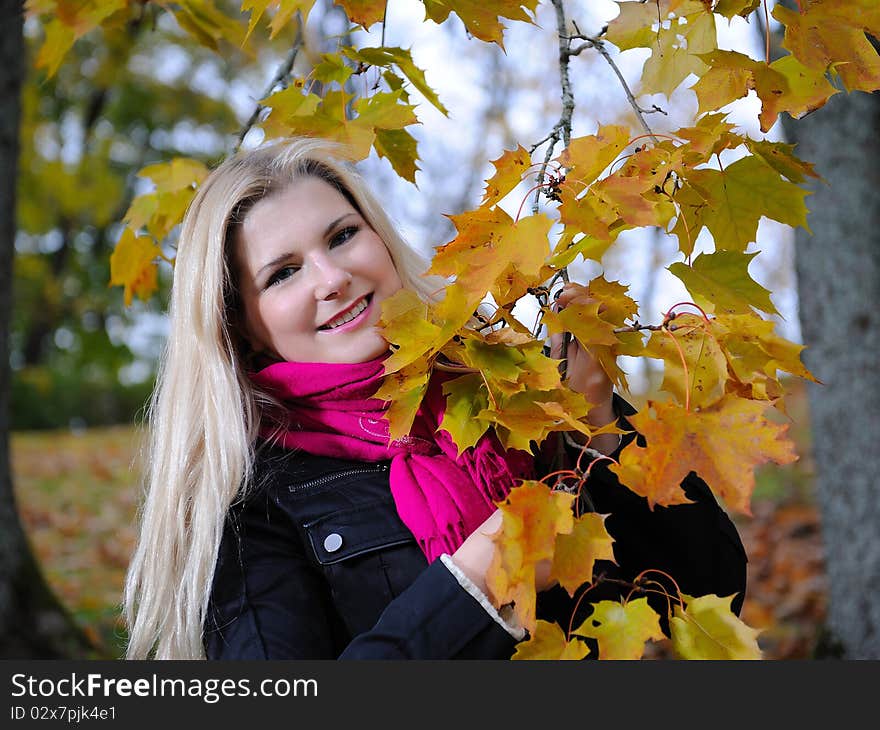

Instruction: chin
[337,335,390,364]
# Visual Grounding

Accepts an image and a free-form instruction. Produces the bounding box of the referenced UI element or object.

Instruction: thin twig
[531,0,577,217]
[235,15,304,151]
[566,28,661,144]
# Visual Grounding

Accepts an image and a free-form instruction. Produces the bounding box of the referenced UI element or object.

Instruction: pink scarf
[249,356,535,562]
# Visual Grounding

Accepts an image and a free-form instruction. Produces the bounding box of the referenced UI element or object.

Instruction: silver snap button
[323,533,343,553]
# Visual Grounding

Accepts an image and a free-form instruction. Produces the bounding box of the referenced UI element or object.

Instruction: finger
[548,332,564,359]
[553,282,587,308]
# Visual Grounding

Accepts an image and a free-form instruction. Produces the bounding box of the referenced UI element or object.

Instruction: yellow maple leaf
[172,0,247,52]
[109,229,161,306]
[511,620,590,660]
[373,128,420,183]
[639,313,728,409]
[373,359,432,443]
[711,311,818,388]
[674,114,742,163]
[774,1,880,93]
[486,481,575,634]
[610,396,798,514]
[123,158,209,242]
[743,139,821,185]
[573,597,665,660]
[378,289,444,373]
[430,209,554,307]
[551,513,616,598]
[342,46,448,116]
[670,593,762,659]
[556,125,631,189]
[241,0,315,40]
[692,49,838,133]
[479,388,595,452]
[31,0,128,78]
[379,285,472,374]
[759,55,839,132]
[421,0,540,48]
[481,145,532,207]
[639,5,717,98]
[138,157,210,194]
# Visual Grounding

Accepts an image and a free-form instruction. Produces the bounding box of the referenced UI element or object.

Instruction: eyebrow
[254,213,359,281]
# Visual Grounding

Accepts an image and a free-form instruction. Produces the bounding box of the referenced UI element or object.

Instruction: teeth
[323,297,368,330]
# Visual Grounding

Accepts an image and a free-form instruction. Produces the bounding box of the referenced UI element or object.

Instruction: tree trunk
[0,0,97,659]
[782,90,880,659]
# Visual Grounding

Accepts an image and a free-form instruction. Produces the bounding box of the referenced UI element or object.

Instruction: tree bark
[0,0,97,659]
[781,90,880,659]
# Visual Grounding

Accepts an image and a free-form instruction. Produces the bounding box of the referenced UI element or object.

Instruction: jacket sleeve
[538,394,749,630]
[203,486,518,660]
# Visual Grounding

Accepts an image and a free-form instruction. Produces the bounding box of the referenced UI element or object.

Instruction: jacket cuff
[339,558,519,659]
[440,554,526,640]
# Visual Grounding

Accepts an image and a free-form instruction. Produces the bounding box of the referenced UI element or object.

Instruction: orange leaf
[610,396,798,514]
[774,1,880,93]
[551,513,616,598]
[430,209,554,307]
[486,481,575,633]
[335,0,387,28]
[421,0,540,48]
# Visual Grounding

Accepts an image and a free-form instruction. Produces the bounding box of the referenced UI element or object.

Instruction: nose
[310,253,352,301]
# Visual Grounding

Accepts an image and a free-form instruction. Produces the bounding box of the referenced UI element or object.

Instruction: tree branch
[530,0,576,217]
[235,16,304,151]
[566,27,662,144]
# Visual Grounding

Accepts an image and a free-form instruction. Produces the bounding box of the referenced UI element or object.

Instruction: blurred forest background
[3,0,877,659]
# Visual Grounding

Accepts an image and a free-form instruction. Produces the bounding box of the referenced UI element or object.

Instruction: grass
[11,425,143,659]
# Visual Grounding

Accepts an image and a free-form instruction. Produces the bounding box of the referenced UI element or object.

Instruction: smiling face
[233,176,403,365]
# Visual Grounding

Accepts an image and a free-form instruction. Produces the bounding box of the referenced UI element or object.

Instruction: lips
[318,294,373,331]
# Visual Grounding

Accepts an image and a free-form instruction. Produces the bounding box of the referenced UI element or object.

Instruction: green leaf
[374,128,420,183]
[669,251,778,315]
[343,46,449,116]
[686,155,811,251]
[713,0,761,19]
[440,374,492,454]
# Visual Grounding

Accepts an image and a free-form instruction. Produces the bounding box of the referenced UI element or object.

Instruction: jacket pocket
[304,498,427,637]
[303,497,415,566]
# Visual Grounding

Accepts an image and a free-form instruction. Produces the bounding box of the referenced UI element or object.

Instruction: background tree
[0,0,95,659]
[781,90,880,659]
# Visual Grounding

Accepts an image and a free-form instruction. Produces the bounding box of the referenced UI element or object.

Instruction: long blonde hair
[123,137,443,659]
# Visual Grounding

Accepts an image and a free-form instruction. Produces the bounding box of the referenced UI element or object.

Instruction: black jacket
[204,397,747,659]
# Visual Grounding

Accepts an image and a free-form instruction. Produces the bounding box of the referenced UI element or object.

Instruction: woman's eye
[266,265,298,287]
[329,225,358,248]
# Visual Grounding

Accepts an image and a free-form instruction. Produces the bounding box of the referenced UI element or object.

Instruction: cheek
[254,290,313,343]
[366,238,403,292]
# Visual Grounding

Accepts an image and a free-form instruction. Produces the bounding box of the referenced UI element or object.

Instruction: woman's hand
[549,282,618,454]
[451,508,556,604]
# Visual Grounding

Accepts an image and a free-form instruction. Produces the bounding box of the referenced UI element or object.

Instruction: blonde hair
[123,137,444,659]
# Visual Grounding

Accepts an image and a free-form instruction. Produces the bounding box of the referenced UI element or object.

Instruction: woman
[123,137,747,660]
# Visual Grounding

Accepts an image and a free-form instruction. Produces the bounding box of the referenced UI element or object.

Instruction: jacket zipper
[288,462,389,493]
